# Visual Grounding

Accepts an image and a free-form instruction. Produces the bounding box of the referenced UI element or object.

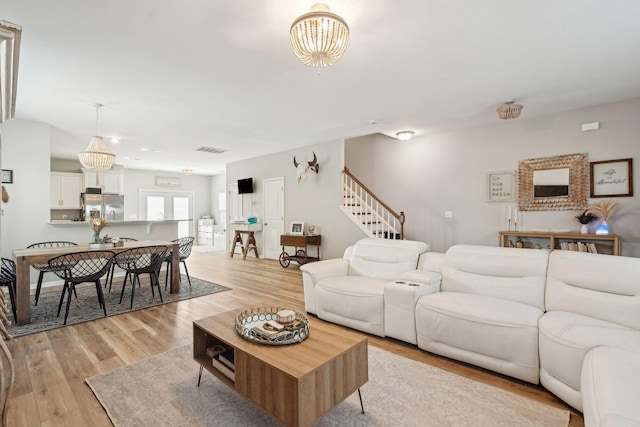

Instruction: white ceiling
[4,1,640,176]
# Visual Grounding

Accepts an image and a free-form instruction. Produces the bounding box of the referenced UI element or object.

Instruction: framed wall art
[590,158,633,198]
[518,153,588,211]
[1,169,13,184]
[487,171,516,202]
[290,221,305,235]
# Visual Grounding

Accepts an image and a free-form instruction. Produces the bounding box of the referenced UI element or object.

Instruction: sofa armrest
[300,259,350,314]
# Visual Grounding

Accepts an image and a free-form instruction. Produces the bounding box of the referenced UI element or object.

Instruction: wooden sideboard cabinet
[498,231,620,256]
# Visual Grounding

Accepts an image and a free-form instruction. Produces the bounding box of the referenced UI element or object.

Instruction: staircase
[341,168,405,239]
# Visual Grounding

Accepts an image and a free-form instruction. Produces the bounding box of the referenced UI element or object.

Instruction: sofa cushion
[539,310,640,411]
[546,250,640,329]
[582,347,640,427]
[415,292,543,383]
[442,245,548,311]
[315,276,388,336]
[348,238,429,281]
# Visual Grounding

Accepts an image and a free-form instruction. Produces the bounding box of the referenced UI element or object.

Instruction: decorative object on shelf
[235,306,310,345]
[290,3,349,68]
[290,221,305,236]
[574,210,596,234]
[497,100,523,120]
[518,153,588,211]
[78,104,116,186]
[308,225,316,235]
[396,131,414,141]
[293,152,319,183]
[587,200,620,235]
[1,170,12,184]
[590,158,633,198]
[487,171,516,203]
[87,217,110,243]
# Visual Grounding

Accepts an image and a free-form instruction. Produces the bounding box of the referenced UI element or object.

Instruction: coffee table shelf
[193,309,368,427]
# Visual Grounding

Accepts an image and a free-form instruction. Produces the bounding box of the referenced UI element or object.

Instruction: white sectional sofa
[300,239,640,426]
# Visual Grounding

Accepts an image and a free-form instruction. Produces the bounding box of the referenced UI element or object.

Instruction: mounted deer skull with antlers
[293,152,319,183]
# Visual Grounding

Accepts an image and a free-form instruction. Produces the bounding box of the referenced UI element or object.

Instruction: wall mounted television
[237,177,254,194]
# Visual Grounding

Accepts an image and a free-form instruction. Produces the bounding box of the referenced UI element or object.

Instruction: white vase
[580,224,589,234]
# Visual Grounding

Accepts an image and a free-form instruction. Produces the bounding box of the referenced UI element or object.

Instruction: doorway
[262,177,284,260]
[140,190,194,238]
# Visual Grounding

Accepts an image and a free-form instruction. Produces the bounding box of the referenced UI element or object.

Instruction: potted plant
[586,201,620,235]
[574,210,596,234]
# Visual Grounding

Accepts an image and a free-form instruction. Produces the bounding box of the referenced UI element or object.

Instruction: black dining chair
[27,241,77,305]
[114,245,168,309]
[48,251,115,325]
[0,258,17,322]
[163,237,195,290]
[105,237,139,292]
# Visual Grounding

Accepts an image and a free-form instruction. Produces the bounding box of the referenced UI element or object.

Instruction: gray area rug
[7,275,230,338]
[86,345,570,427]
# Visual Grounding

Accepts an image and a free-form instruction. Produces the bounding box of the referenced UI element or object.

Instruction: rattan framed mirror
[518,153,588,211]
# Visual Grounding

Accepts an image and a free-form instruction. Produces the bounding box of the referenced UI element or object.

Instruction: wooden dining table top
[13,240,176,263]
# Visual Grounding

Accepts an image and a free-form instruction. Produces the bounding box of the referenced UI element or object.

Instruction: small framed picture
[590,158,633,198]
[487,171,515,202]
[1,169,13,184]
[290,221,305,235]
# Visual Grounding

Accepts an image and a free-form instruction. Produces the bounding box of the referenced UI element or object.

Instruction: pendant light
[78,104,115,185]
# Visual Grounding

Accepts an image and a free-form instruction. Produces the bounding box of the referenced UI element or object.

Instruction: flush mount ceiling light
[78,104,116,184]
[396,131,415,141]
[497,100,524,120]
[290,3,349,68]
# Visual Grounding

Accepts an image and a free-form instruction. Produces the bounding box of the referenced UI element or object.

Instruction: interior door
[262,177,284,260]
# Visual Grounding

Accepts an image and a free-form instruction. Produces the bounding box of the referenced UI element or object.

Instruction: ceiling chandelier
[497,100,524,120]
[78,104,115,183]
[290,3,349,68]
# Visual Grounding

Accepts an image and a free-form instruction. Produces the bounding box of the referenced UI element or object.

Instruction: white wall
[226,140,363,260]
[346,97,640,256]
[0,119,52,259]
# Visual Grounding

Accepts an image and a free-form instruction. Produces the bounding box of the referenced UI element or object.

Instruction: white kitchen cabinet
[83,169,124,194]
[198,219,214,246]
[51,172,82,209]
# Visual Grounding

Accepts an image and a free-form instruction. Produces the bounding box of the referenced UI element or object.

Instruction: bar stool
[48,251,115,325]
[27,241,77,305]
[114,246,168,309]
[0,258,17,322]
[163,237,195,290]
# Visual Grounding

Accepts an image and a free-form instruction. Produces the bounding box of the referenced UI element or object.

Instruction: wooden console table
[499,230,620,256]
[279,234,321,268]
[230,230,259,260]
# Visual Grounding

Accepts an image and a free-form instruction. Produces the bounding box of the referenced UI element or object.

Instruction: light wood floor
[4,251,584,426]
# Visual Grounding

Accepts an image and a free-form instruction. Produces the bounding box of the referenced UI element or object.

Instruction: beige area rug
[86,345,570,427]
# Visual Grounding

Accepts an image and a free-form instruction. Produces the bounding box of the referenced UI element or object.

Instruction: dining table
[12,239,180,325]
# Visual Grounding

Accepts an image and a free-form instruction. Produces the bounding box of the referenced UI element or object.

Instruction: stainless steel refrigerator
[81,194,125,221]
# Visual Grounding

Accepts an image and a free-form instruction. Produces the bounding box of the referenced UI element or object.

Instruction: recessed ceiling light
[111,138,120,143]
[396,131,415,141]
[154,149,164,153]
[140,147,149,151]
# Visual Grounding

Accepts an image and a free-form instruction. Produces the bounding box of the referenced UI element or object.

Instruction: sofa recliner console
[301,239,640,426]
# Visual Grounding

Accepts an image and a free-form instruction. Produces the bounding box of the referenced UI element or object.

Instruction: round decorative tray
[235,306,310,345]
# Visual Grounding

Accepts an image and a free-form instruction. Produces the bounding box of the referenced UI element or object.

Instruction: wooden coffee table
[193,309,368,427]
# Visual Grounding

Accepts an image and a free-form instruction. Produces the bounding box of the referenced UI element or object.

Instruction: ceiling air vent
[195,146,228,155]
